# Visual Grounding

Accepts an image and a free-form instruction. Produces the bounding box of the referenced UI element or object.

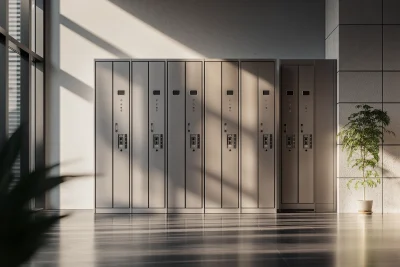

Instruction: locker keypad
[190,134,201,151]
[263,134,273,151]
[153,134,164,150]
[303,134,313,149]
[286,135,296,149]
[227,134,237,150]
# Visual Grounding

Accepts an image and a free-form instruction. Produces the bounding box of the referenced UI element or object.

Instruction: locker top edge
[94,58,278,63]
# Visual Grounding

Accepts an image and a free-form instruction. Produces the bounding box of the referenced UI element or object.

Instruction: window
[0,0,45,208]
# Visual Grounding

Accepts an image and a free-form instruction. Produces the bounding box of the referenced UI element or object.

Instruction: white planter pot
[358,200,373,213]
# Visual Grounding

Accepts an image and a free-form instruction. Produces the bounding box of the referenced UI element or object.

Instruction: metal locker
[241,61,275,212]
[131,61,149,209]
[95,62,113,208]
[112,61,130,208]
[185,61,203,209]
[205,61,222,209]
[280,60,337,212]
[221,61,239,209]
[281,65,299,204]
[258,62,275,208]
[149,61,166,209]
[167,61,186,209]
[298,66,314,204]
[241,62,259,209]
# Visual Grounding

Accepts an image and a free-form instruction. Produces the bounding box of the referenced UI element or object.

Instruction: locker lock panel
[118,134,128,151]
[190,134,201,151]
[286,134,296,150]
[302,134,313,150]
[152,134,164,151]
[227,134,237,151]
[262,134,273,151]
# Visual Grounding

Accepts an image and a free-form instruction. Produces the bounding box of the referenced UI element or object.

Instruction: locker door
[113,61,130,208]
[258,62,275,208]
[149,61,166,208]
[241,62,258,208]
[205,62,222,208]
[167,61,185,209]
[298,66,314,204]
[222,61,239,208]
[185,61,203,209]
[131,61,149,209]
[281,66,299,204]
[95,62,113,208]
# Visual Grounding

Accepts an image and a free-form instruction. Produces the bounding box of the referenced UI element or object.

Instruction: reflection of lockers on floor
[280,60,337,213]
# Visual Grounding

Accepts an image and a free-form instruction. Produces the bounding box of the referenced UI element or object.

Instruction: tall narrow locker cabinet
[95,60,130,213]
[241,61,276,213]
[204,60,240,213]
[280,60,337,212]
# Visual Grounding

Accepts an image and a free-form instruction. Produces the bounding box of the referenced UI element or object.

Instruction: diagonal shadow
[60,15,131,58]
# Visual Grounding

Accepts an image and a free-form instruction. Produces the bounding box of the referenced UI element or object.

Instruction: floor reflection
[27,212,400,266]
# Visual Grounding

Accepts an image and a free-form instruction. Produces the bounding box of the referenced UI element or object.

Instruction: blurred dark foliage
[0,126,77,267]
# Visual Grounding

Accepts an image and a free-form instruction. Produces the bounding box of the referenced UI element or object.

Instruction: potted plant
[338,104,394,213]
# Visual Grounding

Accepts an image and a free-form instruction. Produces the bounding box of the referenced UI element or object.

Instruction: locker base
[279,203,315,211]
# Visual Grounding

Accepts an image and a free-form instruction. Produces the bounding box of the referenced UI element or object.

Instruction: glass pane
[31,0,36,51]
[8,48,21,178]
[0,0,6,28]
[9,0,22,42]
[35,0,43,57]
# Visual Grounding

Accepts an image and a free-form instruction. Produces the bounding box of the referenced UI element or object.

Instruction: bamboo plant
[338,104,394,200]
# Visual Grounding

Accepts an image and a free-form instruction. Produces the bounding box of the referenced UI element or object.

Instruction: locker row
[95,59,336,214]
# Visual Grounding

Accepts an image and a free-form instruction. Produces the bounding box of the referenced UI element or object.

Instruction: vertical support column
[167,61,185,209]
[0,34,6,147]
[258,62,275,208]
[241,62,258,209]
[298,66,315,204]
[131,61,149,209]
[148,61,166,209]
[185,61,203,209]
[221,61,239,209]
[112,61,130,208]
[205,61,222,209]
[281,66,299,204]
[95,62,113,208]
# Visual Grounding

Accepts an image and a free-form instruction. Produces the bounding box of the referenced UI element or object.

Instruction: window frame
[0,0,45,209]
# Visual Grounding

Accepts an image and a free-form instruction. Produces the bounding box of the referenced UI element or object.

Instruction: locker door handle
[115,123,118,132]
[300,124,304,133]
[151,123,154,132]
[284,124,287,133]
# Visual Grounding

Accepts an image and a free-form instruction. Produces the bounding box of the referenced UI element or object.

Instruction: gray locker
[298,66,314,204]
[241,61,276,212]
[281,66,299,204]
[167,61,186,209]
[280,60,336,212]
[149,61,166,209]
[205,61,222,209]
[95,60,130,212]
[113,61,130,208]
[95,62,113,208]
[131,61,149,209]
[205,61,240,212]
[185,61,203,209]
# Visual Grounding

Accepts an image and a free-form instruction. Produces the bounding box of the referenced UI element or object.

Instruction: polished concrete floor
[28,212,400,266]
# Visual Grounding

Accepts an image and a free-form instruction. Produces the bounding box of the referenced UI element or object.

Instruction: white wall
[46,0,325,209]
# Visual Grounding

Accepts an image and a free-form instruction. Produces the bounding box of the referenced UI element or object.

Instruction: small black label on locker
[117,90,125,95]
[302,91,310,95]
[190,90,197,95]
[153,90,161,95]
[227,90,234,95]
[263,90,270,95]
[286,91,294,96]
[173,90,180,95]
